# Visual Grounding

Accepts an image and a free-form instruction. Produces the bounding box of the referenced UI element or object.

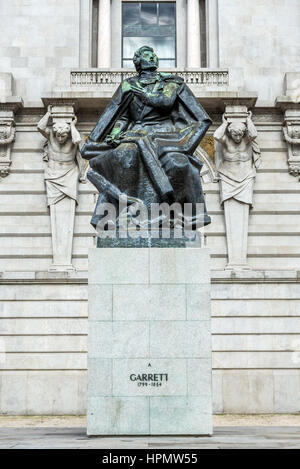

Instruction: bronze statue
[81,46,212,231]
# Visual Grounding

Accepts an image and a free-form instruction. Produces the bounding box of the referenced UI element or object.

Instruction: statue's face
[292,127,300,139]
[139,48,158,71]
[0,126,8,139]
[55,131,69,144]
[229,125,245,143]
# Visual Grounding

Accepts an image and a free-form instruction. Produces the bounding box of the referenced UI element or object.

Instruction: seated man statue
[81,45,212,232]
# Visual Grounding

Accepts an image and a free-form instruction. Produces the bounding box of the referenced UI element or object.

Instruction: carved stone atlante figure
[214,112,261,206]
[214,111,261,269]
[81,46,212,233]
[37,107,86,270]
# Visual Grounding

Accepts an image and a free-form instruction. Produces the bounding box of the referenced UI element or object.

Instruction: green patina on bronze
[81,45,213,231]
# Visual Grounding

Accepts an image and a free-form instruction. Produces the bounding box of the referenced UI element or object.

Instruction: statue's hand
[105,133,121,147]
[130,85,157,105]
[131,86,147,102]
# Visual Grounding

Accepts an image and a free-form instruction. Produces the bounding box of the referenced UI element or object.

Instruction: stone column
[50,196,76,271]
[187,0,201,68]
[38,101,85,272]
[206,0,219,67]
[223,105,251,271]
[214,102,261,271]
[224,198,250,270]
[98,0,111,68]
[49,104,79,272]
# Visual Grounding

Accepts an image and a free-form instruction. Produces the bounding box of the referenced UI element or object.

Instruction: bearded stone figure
[214,111,261,270]
[81,46,212,240]
[37,106,86,270]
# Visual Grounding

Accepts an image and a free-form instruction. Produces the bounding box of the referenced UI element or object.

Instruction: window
[122,2,176,68]
[91,0,99,68]
[199,0,207,67]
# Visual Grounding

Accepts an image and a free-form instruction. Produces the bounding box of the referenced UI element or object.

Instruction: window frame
[121,1,177,69]
[111,0,187,69]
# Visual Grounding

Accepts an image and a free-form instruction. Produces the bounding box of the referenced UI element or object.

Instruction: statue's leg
[88,143,144,230]
[160,152,211,226]
[88,143,140,192]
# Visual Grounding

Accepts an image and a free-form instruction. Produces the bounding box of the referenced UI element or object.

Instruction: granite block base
[87,247,212,435]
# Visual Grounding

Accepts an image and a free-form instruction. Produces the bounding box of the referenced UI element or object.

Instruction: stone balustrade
[70,69,229,87]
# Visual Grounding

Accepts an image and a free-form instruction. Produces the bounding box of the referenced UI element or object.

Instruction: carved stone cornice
[275,96,300,112]
[41,95,79,113]
[41,90,258,113]
[0,96,24,113]
[0,270,299,285]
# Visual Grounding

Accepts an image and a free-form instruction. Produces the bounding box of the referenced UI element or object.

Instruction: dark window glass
[122,2,176,68]
[91,0,99,67]
[123,3,140,26]
[199,0,207,67]
[123,36,175,60]
[141,3,157,24]
[159,3,175,25]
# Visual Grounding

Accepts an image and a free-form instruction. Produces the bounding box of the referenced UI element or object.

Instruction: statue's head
[0,128,8,139]
[0,123,10,139]
[228,122,246,143]
[291,126,300,139]
[133,46,159,73]
[53,122,70,144]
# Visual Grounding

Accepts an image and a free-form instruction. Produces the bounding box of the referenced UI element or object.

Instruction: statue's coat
[81,73,212,228]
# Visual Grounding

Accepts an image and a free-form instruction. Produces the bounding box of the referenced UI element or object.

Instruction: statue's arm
[70,116,82,145]
[76,149,87,183]
[105,114,130,146]
[246,112,258,141]
[108,116,129,138]
[37,107,52,139]
[131,83,178,110]
[214,115,228,143]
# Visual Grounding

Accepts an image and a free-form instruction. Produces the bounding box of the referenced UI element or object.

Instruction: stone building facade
[0,0,300,414]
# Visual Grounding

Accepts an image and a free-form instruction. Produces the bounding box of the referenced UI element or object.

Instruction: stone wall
[218,0,300,104]
[1,0,300,104]
[0,0,300,415]
[0,108,300,414]
[2,109,298,271]
[0,0,82,105]
[1,276,300,414]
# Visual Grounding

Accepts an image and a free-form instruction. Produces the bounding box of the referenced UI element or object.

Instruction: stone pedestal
[224,199,250,270]
[87,247,212,436]
[49,198,76,271]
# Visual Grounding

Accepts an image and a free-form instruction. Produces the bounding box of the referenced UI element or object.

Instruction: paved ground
[2,414,300,428]
[1,416,300,448]
[1,426,300,449]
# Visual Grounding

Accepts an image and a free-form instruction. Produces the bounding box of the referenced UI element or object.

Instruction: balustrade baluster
[69,70,228,88]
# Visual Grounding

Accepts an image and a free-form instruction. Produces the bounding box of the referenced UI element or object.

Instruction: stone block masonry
[87,248,213,435]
